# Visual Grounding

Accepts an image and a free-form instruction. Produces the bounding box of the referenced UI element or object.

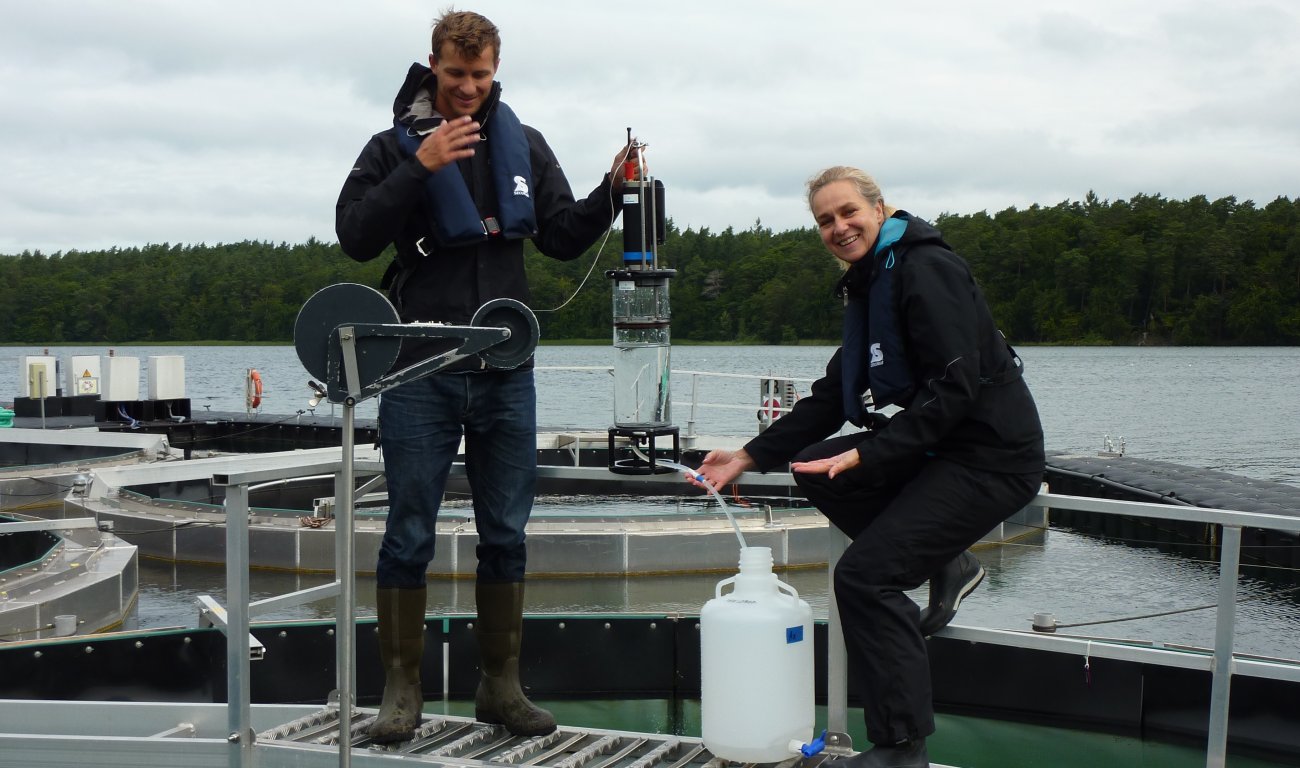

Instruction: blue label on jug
[786,625,804,644]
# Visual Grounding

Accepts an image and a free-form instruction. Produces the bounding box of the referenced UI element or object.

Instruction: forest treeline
[2,192,1298,346]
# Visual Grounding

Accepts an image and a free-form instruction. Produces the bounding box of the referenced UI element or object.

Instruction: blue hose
[116,404,140,429]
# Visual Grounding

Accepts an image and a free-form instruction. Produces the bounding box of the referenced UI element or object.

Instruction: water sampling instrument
[607,130,678,474]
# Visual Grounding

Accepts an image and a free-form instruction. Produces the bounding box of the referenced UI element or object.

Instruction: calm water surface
[3,345,1299,659]
[4,345,1297,484]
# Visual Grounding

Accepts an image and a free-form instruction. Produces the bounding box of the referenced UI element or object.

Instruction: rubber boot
[918,550,985,637]
[369,585,427,744]
[474,581,557,736]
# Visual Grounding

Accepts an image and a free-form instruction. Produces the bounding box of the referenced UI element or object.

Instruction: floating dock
[1046,451,1300,568]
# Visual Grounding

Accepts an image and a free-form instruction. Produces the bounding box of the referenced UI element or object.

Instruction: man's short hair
[431,8,501,62]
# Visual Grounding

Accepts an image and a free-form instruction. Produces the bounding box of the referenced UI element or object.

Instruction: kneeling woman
[690,167,1044,768]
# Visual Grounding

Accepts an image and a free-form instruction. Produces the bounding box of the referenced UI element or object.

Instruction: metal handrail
[0,518,99,534]
[536,365,816,443]
[210,455,384,768]
[537,365,814,408]
[1013,491,1295,768]
[206,452,1294,768]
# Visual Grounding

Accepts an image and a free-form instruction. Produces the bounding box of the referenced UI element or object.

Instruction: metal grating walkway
[258,707,951,768]
[261,707,800,768]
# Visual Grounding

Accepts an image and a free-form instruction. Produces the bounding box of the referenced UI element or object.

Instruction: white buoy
[701,546,814,763]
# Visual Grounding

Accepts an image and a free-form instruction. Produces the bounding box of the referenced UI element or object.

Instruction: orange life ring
[247,369,263,410]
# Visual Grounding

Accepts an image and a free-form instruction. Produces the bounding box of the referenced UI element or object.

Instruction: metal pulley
[292,283,540,404]
[470,297,541,370]
[293,283,401,390]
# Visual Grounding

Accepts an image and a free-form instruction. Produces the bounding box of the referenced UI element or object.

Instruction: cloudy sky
[2,0,1297,254]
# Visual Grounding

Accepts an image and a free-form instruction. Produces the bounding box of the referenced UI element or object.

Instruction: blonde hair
[806,166,898,217]
[431,8,501,61]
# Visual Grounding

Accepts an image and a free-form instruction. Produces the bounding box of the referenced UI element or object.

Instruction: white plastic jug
[701,546,814,763]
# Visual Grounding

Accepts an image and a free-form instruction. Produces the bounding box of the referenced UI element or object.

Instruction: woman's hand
[686,448,754,491]
[791,448,860,479]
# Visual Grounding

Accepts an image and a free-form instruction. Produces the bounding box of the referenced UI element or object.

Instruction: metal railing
[827,490,1300,768]
[535,365,818,444]
[203,452,1299,768]
[205,455,385,768]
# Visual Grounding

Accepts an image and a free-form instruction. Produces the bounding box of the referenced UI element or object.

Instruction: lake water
[3,344,1300,658]
[5,344,1298,485]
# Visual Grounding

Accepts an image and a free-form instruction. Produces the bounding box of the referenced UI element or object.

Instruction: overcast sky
[2,0,1297,254]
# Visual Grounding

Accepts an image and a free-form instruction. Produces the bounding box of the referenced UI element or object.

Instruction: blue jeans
[376,370,537,588]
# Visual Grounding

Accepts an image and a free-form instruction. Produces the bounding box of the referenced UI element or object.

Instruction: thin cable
[0,486,75,497]
[110,519,222,535]
[170,411,315,446]
[0,496,63,511]
[1052,573,1300,630]
[0,623,54,640]
[535,141,636,314]
[535,228,618,314]
[1055,603,1220,629]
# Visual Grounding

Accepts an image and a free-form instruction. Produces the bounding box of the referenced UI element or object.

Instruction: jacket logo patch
[869,342,884,367]
[513,176,530,197]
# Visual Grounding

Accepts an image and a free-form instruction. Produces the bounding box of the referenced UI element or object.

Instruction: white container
[68,355,102,396]
[147,355,186,400]
[103,356,140,401]
[701,546,814,763]
[53,614,78,637]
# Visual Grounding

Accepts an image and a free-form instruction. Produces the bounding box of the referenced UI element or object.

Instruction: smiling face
[429,42,498,120]
[811,179,886,264]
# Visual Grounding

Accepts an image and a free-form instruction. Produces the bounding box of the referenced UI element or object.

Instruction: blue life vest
[394,101,538,247]
[841,216,912,425]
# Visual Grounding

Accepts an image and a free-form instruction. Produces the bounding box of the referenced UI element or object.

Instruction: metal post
[334,417,358,766]
[638,173,650,268]
[225,484,253,768]
[826,526,851,741]
[1205,524,1242,768]
[687,373,700,443]
[37,369,47,429]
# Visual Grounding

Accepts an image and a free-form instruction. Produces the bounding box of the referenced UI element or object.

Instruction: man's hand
[791,449,860,479]
[416,115,481,173]
[609,141,648,191]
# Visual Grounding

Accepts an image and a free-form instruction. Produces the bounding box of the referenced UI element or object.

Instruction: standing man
[336,9,633,744]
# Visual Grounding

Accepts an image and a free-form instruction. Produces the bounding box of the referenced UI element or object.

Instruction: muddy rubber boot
[474,581,557,736]
[369,585,427,744]
[918,550,985,637]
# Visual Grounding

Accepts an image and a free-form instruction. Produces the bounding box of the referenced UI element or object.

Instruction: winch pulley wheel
[292,283,539,404]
